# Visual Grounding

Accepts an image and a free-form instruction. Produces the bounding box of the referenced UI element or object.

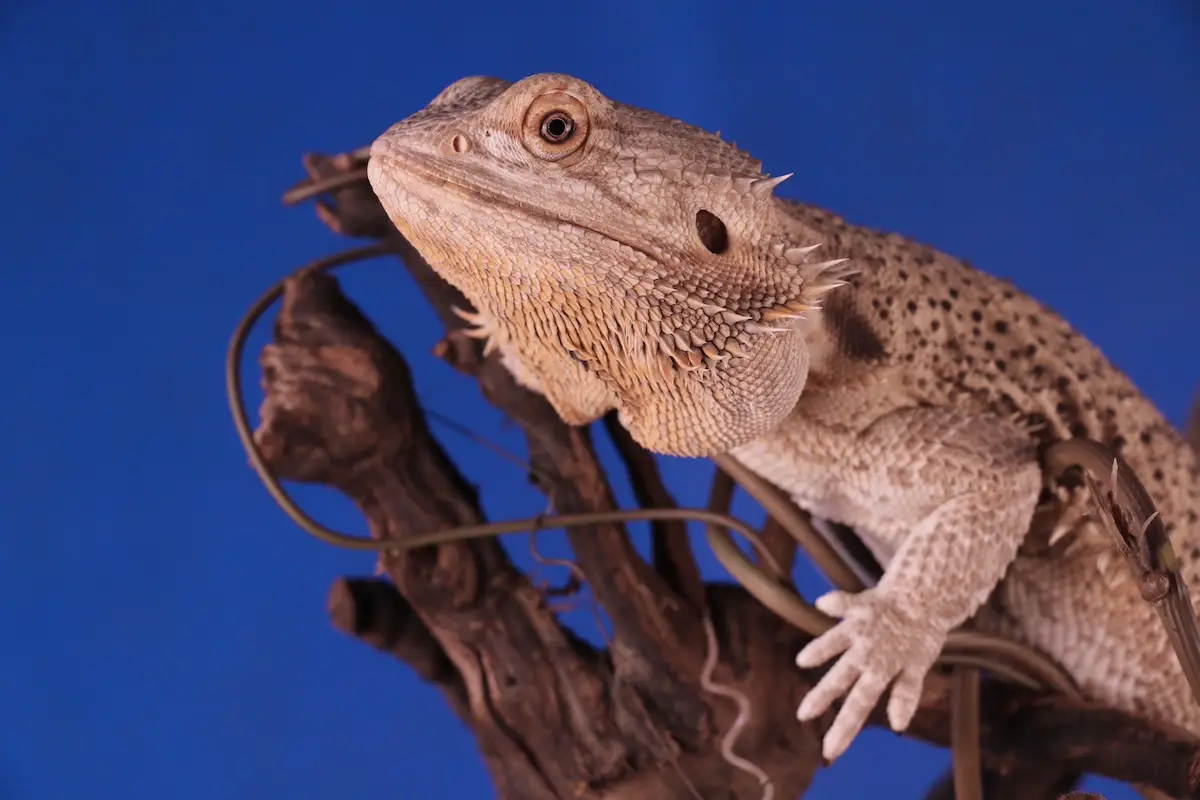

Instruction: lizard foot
[795,587,944,761]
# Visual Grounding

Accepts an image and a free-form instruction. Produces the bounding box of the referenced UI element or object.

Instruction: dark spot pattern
[776,199,1199,573]
[823,289,888,362]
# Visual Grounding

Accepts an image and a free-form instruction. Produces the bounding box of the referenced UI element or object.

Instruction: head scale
[368,73,848,457]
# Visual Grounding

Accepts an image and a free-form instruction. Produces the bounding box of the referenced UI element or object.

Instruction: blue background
[2,1,1197,798]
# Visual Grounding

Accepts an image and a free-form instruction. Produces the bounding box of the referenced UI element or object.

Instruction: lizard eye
[522,91,590,164]
[539,112,575,143]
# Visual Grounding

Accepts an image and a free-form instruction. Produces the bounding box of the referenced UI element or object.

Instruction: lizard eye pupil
[522,94,589,162]
[539,112,575,144]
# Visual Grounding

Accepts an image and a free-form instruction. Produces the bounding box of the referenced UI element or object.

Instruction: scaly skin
[366,73,1200,764]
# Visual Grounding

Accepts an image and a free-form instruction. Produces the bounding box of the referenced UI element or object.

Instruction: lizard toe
[797,652,859,721]
[822,663,890,761]
[813,588,859,617]
[885,665,926,732]
[795,619,854,669]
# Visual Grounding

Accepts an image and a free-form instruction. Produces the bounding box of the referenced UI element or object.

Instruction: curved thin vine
[226,246,1081,704]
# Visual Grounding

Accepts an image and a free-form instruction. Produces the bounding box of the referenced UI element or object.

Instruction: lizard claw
[795,588,944,761]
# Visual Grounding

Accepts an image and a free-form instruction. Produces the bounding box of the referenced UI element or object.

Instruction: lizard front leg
[732,404,1042,761]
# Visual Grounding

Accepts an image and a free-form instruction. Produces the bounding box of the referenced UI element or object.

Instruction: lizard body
[366,73,1200,764]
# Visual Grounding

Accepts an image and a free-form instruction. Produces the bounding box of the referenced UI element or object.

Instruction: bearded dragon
[365,73,1200,765]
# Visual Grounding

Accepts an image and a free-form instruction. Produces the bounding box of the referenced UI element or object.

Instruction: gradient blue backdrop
[2,2,1197,798]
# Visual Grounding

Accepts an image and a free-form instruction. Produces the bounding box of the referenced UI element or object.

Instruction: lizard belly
[987,553,1200,737]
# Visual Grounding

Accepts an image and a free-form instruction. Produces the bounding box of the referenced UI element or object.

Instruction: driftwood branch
[603,411,707,612]
[240,151,1200,799]
[255,266,823,799]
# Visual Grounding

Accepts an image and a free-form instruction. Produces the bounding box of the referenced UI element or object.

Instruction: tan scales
[365,73,1200,768]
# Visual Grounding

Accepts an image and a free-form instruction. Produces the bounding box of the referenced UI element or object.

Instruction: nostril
[441,132,471,156]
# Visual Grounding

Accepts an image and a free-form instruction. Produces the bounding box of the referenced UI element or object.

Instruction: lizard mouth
[368,149,668,273]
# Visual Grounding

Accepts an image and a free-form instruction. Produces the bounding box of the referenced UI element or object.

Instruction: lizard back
[780,197,1200,728]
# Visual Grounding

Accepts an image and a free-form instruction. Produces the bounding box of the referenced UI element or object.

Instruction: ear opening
[695,209,729,254]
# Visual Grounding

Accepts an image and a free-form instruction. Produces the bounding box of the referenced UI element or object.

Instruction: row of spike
[653,241,858,371]
[762,241,856,326]
[628,157,793,200]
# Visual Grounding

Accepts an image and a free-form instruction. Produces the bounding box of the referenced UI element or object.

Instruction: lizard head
[367,73,851,457]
